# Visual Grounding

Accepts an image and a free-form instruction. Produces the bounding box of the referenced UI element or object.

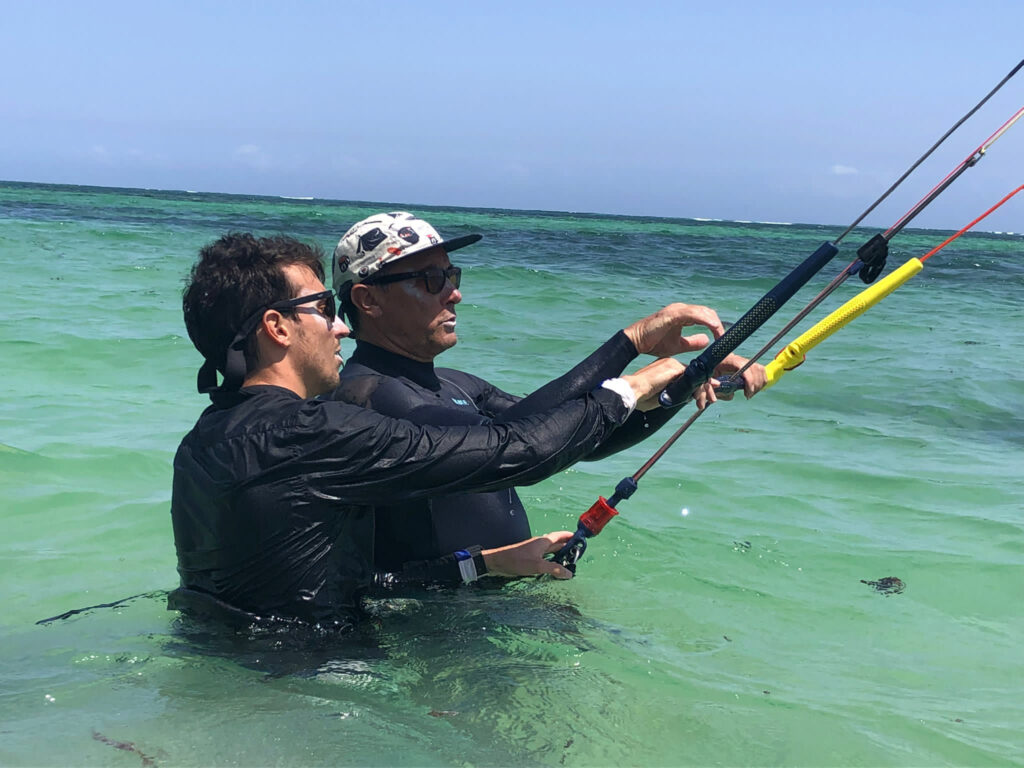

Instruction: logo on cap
[397,226,419,244]
[358,228,387,254]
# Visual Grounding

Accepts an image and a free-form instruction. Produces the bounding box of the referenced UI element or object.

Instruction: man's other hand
[624,302,727,358]
[483,531,576,579]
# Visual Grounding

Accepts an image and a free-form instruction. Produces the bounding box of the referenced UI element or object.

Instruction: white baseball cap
[333,211,481,293]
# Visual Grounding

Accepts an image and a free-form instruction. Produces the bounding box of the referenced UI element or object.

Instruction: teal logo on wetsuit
[451,398,470,406]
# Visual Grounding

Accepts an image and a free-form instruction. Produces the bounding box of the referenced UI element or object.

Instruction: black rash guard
[329,333,681,570]
[170,384,630,627]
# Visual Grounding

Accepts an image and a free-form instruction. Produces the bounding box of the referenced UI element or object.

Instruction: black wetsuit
[170,383,631,627]
[329,332,679,571]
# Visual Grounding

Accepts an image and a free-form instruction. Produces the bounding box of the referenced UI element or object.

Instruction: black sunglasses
[197,289,337,394]
[268,290,337,323]
[364,266,462,294]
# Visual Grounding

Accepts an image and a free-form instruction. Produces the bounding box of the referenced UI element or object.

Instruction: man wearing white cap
[329,212,764,579]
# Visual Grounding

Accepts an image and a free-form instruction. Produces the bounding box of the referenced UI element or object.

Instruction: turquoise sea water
[1,181,1022,766]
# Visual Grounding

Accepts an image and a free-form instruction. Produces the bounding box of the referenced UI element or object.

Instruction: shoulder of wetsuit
[326,374,382,409]
[329,372,436,415]
[437,367,520,419]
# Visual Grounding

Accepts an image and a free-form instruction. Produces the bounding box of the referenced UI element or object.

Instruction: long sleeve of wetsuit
[492,331,683,460]
[191,386,631,508]
[372,546,489,589]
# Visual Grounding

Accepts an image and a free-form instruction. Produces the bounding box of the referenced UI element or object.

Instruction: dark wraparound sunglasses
[197,289,337,394]
[364,266,461,294]
[266,290,337,323]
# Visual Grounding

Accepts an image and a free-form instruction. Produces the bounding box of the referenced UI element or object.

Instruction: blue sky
[3,1,1022,230]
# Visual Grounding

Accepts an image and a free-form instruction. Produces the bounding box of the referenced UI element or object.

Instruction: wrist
[616,328,639,357]
[480,545,513,577]
[622,324,642,354]
[600,377,637,415]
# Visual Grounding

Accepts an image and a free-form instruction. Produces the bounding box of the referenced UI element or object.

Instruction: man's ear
[350,283,383,319]
[258,309,293,348]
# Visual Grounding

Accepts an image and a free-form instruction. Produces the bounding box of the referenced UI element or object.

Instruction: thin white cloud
[831,164,858,176]
[234,143,272,170]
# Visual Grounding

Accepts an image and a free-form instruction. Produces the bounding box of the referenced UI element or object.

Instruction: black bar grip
[658,241,838,407]
[713,376,744,396]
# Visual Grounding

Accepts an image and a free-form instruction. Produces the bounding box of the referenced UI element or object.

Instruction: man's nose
[332,316,351,338]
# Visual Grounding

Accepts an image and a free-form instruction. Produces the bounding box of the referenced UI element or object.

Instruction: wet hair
[182,233,326,372]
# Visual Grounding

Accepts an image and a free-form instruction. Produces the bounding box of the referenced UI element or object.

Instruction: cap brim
[388,233,481,263]
[439,233,482,253]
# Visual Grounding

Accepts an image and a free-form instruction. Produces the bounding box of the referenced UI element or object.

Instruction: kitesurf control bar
[656,241,839,408]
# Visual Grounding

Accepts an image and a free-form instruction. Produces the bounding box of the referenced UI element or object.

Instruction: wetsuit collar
[349,341,441,391]
[208,384,302,409]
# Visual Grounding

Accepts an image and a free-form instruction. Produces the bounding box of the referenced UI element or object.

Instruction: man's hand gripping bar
[658,241,839,407]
